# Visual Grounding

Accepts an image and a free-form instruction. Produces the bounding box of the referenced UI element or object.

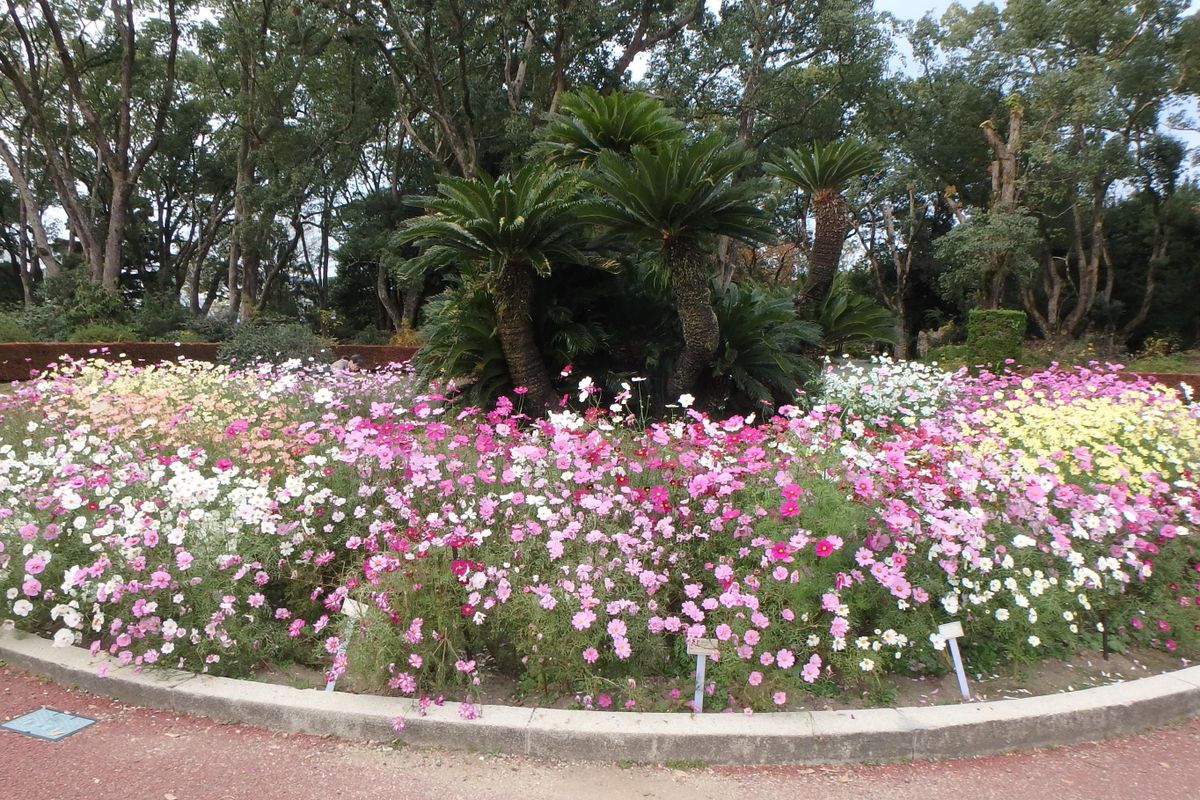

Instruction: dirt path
[1,665,1197,800]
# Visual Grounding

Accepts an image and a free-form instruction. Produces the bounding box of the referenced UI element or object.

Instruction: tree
[399,164,591,409]
[535,87,684,166]
[765,139,877,313]
[583,134,773,398]
[0,0,181,292]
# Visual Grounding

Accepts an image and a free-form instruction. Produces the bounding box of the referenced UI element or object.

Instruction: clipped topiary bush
[217,321,334,366]
[966,309,1026,371]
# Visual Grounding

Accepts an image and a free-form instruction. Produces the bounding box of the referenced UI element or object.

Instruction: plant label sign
[937,620,971,700]
[937,621,964,639]
[686,638,718,714]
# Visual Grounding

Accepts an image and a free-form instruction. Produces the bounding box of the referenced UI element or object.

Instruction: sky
[875,0,963,19]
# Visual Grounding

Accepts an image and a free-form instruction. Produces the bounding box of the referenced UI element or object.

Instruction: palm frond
[581,135,774,250]
[534,88,684,166]
[765,140,879,195]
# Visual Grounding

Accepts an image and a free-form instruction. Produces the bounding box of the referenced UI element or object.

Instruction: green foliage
[132,294,191,340]
[413,285,513,405]
[66,323,140,343]
[216,321,334,366]
[21,271,128,341]
[535,88,684,166]
[923,343,969,369]
[816,281,897,354]
[398,164,592,285]
[185,315,236,343]
[350,327,391,345]
[582,135,774,254]
[0,312,33,342]
[933,210,1040,306]
[967,309,1027,371]
[764,139,879,196]
[711,283,820,412]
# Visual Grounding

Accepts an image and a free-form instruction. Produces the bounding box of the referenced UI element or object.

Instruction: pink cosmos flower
[582,647,599,664]
[801,654,821,683]
[814,538,835,557]
[747,671,763,686]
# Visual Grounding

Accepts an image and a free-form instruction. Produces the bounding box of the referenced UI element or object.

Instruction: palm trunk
[495,260,556,409]
[797,193,845,313]
[666,242,719,400]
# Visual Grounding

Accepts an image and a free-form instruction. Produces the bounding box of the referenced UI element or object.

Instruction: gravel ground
[2,664,1197,800]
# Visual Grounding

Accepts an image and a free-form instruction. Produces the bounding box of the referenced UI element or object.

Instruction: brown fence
[0,342,418,382]
[1128,372,1200,396]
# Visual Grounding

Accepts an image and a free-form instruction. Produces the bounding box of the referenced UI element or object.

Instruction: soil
[253,645,1192,712]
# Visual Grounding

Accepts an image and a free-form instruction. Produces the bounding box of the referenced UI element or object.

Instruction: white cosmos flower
[678,393,695,408]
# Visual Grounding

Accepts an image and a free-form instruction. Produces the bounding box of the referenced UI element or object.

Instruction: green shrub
[21,270,127,341]
[66,323,139,342]
[351,326,391,345]
[185,315,236,342]
[0,312,34,342]
[966,309,1026,371]
[217,321,334,366]
[922,343,969,369]
[132,294,191,340]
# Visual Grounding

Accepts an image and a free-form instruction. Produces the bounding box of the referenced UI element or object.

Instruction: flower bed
[0,343,417,381]
[0,357,1196,717]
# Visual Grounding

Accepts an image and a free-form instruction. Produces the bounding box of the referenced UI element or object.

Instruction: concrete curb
[3,628,1198,764]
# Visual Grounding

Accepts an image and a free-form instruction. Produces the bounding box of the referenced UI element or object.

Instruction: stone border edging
[2,628,1199,764]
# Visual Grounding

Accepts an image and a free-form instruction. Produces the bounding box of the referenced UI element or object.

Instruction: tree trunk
[16,204,34,307]
[796,193,846,313]
[494,260,557,409]
[893,306,911,360]
[402,287,421,329]
[376,262,406,332]
[1119,216,1167,341]
[101,181,131,292]
[0,136,61,279]
[666,242,719,401]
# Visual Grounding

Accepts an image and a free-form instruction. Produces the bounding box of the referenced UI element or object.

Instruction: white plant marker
[686,637,719,713]
[938,620,971,700]
[325,598,366,692]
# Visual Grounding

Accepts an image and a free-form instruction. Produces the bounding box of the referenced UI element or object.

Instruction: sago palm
[535,88,684,167]
[582,134,774,400]
[765,140,878,313]
[398,164,589,409]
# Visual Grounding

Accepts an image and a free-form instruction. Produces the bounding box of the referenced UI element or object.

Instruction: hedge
[966,309,1026,372]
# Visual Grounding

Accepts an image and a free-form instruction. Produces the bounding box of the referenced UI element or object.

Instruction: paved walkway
[1,665,1197,800]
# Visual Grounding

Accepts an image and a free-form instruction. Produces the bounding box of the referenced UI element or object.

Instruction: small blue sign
[1,707,97,741]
